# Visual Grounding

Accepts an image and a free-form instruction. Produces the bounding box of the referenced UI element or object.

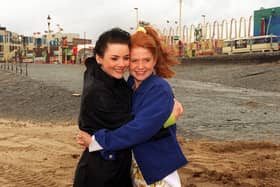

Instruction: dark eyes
[124,56,130,61]
[111,57,130,61]
[144,58,151,62]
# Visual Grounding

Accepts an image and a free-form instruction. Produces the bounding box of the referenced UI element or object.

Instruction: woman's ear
[96,55,102,64]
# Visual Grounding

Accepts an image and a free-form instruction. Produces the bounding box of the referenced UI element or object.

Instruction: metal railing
[0,60,28,76]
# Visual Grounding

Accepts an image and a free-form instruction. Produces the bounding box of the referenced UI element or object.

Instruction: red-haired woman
[78,26,188,187]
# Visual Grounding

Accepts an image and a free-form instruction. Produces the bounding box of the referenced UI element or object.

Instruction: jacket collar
[128,73,155,93]
[92,58,123,88]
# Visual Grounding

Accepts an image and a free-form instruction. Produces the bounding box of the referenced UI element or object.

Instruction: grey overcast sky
[0,0,279,41]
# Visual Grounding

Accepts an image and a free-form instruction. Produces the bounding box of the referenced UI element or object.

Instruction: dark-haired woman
[73,28,133,187]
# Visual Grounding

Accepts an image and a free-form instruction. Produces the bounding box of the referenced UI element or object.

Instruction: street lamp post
[166,20,171,31]
[56,24,63,64]
[18,36,22,74]
[129,27,134,33]
[202,15,206,40]
[84,32,86,63]
[46,15,51,63]
[179,0,182,40]
[134,8,139,28]
[202,15,206,25]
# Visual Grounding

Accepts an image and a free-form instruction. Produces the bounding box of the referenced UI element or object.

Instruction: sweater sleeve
[94,85,174,151]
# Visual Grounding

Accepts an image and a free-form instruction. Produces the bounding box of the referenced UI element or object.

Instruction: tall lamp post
[179,0,182,40]
[56,24,63,64]
[201,15,206,40]
[134,8,139,28]
[129,27,134,33]
[202,15,206,25]
[18,35,22,74]
[46,15,52,63]
[175,21,180,38]
[83,32,86,63]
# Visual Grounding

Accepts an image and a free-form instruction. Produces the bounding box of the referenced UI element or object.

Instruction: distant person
[77,26,188,187]
[73,27,183,187]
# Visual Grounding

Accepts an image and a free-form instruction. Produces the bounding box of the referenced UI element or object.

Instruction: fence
[0,61,28,76]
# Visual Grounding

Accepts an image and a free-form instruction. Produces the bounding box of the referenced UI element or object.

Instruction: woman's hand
[172,98,184,121]
[76,130,92,148]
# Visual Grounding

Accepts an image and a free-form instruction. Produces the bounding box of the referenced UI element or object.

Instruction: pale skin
[96,43,130,79]
[77,46,184,148]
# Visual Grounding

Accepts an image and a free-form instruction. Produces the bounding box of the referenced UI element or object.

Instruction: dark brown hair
[130,26,179,78]
[94,28,130,57]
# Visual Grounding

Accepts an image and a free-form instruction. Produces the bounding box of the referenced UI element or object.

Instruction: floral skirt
[131,157,172,187]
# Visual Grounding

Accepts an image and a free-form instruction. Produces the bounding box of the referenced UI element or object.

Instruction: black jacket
[78,57,133,135]
[74,57,133,187]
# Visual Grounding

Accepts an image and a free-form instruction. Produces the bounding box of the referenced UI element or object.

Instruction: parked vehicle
[222,35,279,54]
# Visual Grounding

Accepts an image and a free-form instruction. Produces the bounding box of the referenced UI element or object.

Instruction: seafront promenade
[1,61,280,142]
[1,60,280,186]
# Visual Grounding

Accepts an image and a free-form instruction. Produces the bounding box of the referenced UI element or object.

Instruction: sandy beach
[1,120,280,187]
[1,61,280,187]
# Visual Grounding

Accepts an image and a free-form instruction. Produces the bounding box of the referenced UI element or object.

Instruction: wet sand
[1,61,280,187]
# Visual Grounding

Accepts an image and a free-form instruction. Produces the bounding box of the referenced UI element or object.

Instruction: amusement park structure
[161,6,280,57]
[0,15,92,64]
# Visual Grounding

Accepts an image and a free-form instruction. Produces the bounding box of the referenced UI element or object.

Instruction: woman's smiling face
[96,43,130,79]
[129,46,156,88]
